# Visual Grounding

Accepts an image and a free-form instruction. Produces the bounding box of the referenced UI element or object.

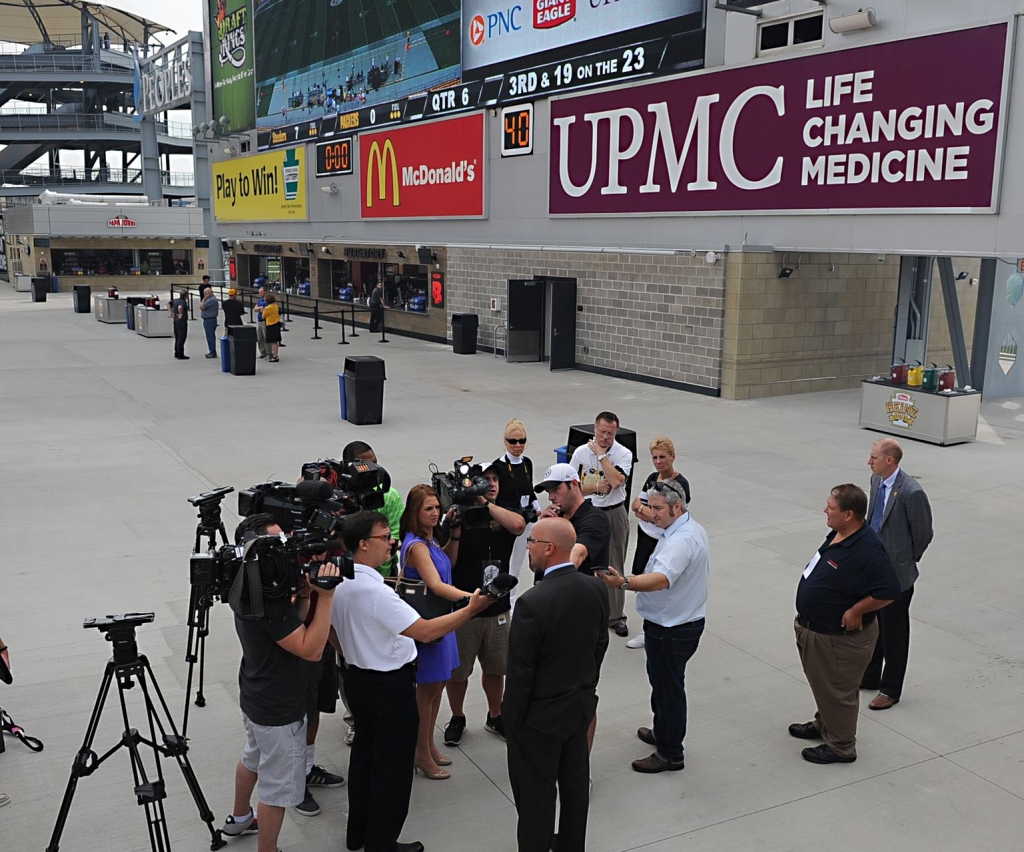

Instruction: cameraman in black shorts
[222,514,341,852]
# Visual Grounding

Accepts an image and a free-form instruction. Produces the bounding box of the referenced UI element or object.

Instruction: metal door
[547,277,577,370]
[507,278,543,362]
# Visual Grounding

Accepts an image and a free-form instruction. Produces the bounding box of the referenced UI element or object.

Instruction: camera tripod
[183,488,232,736]
[46,613,225,852]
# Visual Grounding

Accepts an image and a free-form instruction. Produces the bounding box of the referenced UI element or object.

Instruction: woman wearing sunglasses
[493,419,540,610]
[628,437,692,649]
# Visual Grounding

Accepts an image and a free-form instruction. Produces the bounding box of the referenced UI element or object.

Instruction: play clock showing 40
[501,104,533,157]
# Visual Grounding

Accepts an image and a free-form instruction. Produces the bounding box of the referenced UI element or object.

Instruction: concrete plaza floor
[1,286,1022,852]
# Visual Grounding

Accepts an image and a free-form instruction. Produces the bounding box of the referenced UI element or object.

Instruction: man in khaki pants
[789,484,900,764]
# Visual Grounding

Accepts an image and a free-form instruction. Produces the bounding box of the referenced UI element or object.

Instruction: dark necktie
[869,482,886,532]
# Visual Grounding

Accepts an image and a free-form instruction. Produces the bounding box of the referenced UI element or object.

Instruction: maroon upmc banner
[549,24,1008,216]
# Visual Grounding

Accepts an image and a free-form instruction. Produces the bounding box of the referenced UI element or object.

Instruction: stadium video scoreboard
[256,2,705,151]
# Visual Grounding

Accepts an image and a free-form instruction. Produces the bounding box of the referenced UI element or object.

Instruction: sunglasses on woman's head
[506,438,527,445]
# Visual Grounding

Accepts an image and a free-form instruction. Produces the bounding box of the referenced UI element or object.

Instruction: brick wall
[722,252,902,399]
[446,247,726,393]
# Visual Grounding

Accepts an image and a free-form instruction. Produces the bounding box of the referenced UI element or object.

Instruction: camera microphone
[294,480,335,502]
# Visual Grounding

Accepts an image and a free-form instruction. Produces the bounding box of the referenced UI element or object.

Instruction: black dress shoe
[637,726,656,746]
[632,752,684,773]
[788,721,823,740]
[801,744,856,764]
[396,843,424,852]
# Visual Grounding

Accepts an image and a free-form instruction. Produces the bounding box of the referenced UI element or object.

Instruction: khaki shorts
[450,613,510,681]
[240,714,307,808]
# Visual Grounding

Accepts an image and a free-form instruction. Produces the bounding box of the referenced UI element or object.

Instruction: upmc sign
[360,113,486,219]
[550,24,1009,215]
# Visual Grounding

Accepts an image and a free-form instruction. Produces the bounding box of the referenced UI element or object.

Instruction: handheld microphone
[482,573,518,599]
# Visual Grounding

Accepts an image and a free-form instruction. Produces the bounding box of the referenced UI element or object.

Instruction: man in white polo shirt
[331,511,493,852]
[570,411,633,637]
[599,480,709,773]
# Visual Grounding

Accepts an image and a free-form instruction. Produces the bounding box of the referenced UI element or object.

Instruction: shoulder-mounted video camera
[431,457,492,531]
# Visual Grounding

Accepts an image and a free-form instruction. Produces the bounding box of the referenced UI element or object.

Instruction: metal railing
[0,113,136,133]
[0,53,132,74]
[0,166,194,187]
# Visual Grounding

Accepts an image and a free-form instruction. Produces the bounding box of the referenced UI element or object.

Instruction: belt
[596,502,625,511]
[644,618,705,630]
[796,616,859,635]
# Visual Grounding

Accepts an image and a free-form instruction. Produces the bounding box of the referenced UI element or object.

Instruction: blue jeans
[203,317,217,354]
[644,618,704,763]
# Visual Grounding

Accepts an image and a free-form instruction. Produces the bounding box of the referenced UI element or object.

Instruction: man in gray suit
[862,438,934,710]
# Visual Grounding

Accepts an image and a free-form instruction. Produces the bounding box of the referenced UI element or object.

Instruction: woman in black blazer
[494,418,538,609]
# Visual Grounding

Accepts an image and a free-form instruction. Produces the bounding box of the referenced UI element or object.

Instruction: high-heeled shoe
[414,763,451,780]
[433,754,452,766]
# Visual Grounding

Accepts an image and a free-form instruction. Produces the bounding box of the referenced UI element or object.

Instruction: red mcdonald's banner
[360,112,486,219]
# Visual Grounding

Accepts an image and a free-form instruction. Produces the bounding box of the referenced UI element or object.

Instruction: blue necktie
[869,483,886,532]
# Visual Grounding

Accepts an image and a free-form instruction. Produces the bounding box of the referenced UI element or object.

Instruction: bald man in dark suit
[503,518,609,852]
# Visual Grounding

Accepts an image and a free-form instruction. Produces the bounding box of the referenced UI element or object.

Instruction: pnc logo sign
[469,6,522,45]
[469,15,485,46]
[365,139,400,208]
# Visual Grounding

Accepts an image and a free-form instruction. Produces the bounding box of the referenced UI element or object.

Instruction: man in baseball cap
[535,463,608,577]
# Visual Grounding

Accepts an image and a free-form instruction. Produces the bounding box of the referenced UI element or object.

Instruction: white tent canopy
[0,0,171,47]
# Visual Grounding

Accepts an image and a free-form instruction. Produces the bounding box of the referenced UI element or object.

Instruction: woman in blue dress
[400,484,467,779]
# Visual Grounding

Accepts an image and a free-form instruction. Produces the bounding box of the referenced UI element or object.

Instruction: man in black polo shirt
[789,483,900,765]
[535,463,610,575]
[443,461,527,746]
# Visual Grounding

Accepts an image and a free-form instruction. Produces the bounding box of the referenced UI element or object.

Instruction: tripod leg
[46,663,117,852]
[139,658,226,850]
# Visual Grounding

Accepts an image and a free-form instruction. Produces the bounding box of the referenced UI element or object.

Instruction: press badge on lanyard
[482,559,502,587]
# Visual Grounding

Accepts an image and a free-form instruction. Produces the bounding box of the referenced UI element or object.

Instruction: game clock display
[315,138,353,177]
[501,104,533,157]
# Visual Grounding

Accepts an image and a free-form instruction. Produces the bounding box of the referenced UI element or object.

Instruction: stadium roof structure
[0,0,172,46]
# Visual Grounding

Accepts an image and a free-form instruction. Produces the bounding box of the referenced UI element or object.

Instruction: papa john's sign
[550,23,1009,216]
[360,113,486,219]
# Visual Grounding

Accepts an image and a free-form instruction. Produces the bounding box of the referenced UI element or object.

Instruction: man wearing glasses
[330,512,494,852]
[598,479,709,773]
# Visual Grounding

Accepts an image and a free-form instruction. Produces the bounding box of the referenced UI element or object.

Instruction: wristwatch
[620,577,630,591]
[598,453,608,462]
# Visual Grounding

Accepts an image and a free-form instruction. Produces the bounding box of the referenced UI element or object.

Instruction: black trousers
[344,664,419,852]
[173,317,188,357]
[369,307,383,332]
[862,584,914,699]
[506,724,590,852]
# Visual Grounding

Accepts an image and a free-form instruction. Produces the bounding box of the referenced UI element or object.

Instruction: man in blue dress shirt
[599,479,709,773]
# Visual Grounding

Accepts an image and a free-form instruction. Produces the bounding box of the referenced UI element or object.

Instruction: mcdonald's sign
[360,113,486,219]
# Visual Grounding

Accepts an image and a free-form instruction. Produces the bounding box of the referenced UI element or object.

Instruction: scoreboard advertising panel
[360,112,485,219]
[255,0,705,150]
[210,0,257,132]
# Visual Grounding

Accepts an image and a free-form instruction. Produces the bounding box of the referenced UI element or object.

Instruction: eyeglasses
[526,537,551,546]
[505,438,527,445]
[650,480,685,498]
[365,533,394,542]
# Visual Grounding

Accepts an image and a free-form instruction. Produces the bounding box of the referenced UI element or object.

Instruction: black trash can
[73,284,92,313]
[229,325,258,376]
[452,313,479,355]
[343,356,386,425]
[30,277,49,303]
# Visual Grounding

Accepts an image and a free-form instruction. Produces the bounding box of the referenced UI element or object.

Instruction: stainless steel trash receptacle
[343,356,386,425]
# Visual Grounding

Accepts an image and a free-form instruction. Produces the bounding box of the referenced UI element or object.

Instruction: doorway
[505,276,577,369]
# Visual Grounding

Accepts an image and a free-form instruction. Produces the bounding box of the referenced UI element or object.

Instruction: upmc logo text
[360,113,486,219]
[549,24,1006,216]
[469,5,522,45]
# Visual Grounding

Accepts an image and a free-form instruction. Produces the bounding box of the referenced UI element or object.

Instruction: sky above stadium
[116,0,203,41]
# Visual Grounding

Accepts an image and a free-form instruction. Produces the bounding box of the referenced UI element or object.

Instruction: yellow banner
[213,147,307,222]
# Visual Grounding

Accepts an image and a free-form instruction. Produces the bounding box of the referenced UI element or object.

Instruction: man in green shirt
[342,441,403,576]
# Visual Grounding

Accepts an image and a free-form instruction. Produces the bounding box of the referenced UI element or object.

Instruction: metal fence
[0,166,194,188]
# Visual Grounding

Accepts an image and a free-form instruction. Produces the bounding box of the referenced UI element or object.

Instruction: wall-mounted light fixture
[322,246,332,255]
[956,271,969,281]
[778,266,794,279]
[829,10,878,34]
[320,183,339,195]
[288,247,296,254]
[396,251,406,259]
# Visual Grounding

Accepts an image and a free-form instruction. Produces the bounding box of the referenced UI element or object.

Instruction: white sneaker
[626,633,645,649]
[344,724,356,746]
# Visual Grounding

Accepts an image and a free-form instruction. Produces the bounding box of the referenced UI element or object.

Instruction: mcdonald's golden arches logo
[366,139,400,208]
